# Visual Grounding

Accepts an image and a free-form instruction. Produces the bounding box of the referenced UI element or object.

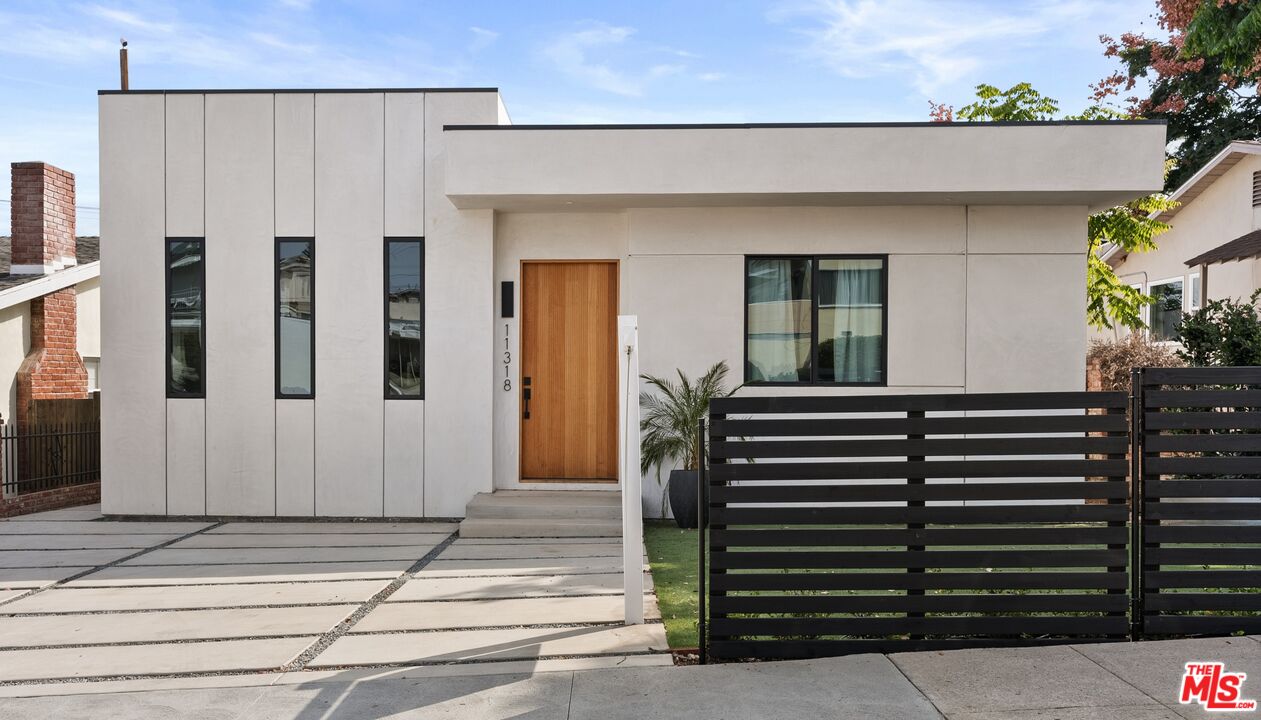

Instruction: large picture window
[745,255,886,385]
[276,238,314,398]
[167,238,205,398]
[386,238,424,398]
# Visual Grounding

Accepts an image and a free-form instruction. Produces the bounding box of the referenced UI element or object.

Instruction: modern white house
[98,88,1166,519]
[1098,140,1261,342]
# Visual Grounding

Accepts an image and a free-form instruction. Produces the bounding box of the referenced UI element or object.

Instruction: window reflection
[387,240,423,397]
[168,240,204,396]
[278,240,313,396]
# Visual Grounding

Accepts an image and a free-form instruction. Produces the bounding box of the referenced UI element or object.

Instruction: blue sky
[0,0,1162,235]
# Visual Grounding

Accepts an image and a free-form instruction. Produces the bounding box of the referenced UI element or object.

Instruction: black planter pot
[668,469,700,529]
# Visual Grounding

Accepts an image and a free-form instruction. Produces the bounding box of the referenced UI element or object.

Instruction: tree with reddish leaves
[1101,0,1261,191]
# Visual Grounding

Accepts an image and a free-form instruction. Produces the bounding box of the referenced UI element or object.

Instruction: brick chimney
[10,163,77,274]
[12,162,88,428]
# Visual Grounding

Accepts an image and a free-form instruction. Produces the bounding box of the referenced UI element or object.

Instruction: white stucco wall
[488,204,1090,516]
[100,89,498,517]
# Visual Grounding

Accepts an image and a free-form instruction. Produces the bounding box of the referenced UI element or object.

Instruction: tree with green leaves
[931,83,1176,331]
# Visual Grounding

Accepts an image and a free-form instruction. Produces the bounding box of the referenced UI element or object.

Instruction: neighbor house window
[745,255,886,385]
[276,238,314,398]
[386,238,423,398]
[84,357,100,393]
[167,238,205,398]
[1149,277,1185,342]
[1188,272,1202,311]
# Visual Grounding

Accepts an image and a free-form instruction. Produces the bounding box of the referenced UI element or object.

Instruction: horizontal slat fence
[705,391,1131,660]
[1137,366,1261,636]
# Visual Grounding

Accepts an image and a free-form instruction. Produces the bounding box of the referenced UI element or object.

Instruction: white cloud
[80,4,175,34]
[772,0,1114,95]
[542,21,643,96]
[469,26,499,52]
[697,72,726,82]
[541,21,706,97]
[0,4,466,88]
[277,0,312,9]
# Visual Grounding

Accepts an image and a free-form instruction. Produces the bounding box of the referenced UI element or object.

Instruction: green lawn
[642,522,1259,650]
[643,522,701,649]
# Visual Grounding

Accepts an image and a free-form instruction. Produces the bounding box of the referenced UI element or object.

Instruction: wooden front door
[520,261,618,482]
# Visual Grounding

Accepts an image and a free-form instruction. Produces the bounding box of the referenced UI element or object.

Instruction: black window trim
[743,253,889,387]
[274,237,316,400]
[165,236,206,399]
[384,236,425,400]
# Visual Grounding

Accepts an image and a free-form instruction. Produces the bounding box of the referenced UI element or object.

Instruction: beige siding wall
[0,303,29,425]
[1099,154,1261,342]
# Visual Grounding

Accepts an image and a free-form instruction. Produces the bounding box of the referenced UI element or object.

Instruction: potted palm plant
[640,361,736,528]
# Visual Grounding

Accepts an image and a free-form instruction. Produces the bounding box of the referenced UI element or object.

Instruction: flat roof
[99,87,499,95]
[445,119,1166,131]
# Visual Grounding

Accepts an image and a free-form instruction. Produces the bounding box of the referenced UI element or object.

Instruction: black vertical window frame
[385,237,424,399]
[743,254,888,387]
[166,237,206,399]
[275,237,315,399]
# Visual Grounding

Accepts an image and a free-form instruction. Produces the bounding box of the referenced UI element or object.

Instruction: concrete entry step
[459,491,622,537]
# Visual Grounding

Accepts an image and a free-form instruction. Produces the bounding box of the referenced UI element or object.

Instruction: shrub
[1088,334,1184,392]
[1175,290,1261,366]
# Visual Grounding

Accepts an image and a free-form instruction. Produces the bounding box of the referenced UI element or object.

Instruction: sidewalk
[0,635,1254,719]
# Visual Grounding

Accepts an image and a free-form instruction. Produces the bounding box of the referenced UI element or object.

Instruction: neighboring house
[1098,140,1261,342]
[0,162,100,428]
[98,89,1164,518]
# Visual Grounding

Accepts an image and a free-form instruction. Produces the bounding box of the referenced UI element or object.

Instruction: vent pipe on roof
[119,38,128,91]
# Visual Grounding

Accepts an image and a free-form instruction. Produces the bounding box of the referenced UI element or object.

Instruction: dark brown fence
[1135,366,1261,637]
[703,391,1132,661]
[0,422,101,497]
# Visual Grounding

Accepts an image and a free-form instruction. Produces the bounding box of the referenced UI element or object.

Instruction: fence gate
[1134,366,1261,637]
[702,391,1132,661]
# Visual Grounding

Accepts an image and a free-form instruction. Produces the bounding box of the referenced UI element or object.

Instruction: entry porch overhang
[443,121,1167,213]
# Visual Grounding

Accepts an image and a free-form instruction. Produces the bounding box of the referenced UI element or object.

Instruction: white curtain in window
[746,258,811,382]
[818,258,883,383]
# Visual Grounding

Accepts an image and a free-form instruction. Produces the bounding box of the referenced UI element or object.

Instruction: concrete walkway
[0,505,667,688]
[0,635,1256,718]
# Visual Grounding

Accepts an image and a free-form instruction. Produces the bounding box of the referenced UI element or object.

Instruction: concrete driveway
[0,505,667,691]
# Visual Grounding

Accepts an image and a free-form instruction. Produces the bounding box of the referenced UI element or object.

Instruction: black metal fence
[1135,366,1261,637]
[699,366,1261,661]
[0,422,101,497]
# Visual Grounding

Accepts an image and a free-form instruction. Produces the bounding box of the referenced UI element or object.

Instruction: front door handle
[523,387,532,419]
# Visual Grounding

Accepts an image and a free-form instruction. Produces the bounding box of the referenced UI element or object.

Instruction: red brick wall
[10,162,76,270]
[16,287,89,427]
[11,161,88,429]
[0,482,99,518]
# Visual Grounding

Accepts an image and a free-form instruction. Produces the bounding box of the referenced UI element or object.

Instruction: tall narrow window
[276,238,314,398]
[167,238,205,398]
[817,258,885,383]
[1149,277,1184,342]
[746,257,812,383]
[745,255,886,386]
[386,238,423,398]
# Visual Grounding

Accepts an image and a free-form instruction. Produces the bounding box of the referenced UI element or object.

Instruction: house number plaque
[503,323,512,391]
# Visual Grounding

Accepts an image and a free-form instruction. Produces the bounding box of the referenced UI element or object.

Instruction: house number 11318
[503,323,511,391]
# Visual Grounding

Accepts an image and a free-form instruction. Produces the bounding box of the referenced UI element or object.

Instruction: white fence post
[617,315,644,625]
